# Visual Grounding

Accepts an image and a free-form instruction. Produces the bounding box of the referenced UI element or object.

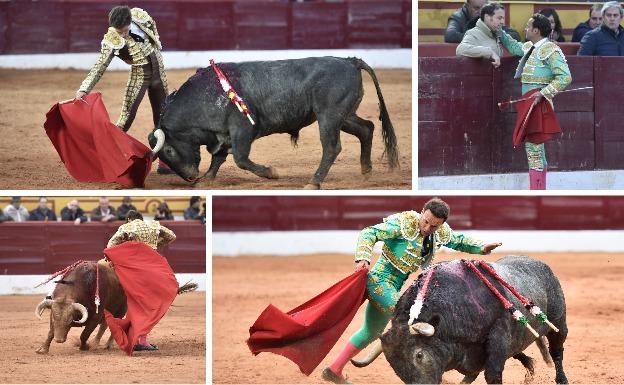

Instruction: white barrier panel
[0,49,412,70]
[419,170,624,190]
[213,230,624,256]
[0,273,206,295]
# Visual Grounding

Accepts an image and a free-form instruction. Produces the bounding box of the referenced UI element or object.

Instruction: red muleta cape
[103,241,178,356]
[43,92,152,187]
[512,88,562,146]
[247,269,368,375]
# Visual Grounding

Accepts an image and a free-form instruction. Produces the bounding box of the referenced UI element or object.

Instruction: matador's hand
[532,92,543,106]
[481,242,502,255]
[355,260,370,271]
[75,91,87,100]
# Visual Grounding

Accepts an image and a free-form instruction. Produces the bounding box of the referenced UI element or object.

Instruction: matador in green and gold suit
[500,17,572,190]
[322,200,502,384]
[78,7,168,132]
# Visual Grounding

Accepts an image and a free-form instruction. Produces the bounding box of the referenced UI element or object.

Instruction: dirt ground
[0,291,205,384]
[0,67,411,190]
[213,252,624,384]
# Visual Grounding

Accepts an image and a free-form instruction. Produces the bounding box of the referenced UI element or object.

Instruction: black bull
[356,256,568,384]
[149,56,399,189]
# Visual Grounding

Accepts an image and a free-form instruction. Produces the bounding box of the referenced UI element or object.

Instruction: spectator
[183,196,201,220]
[117,196,138,220]
[579,1,624,56]
[91,197,118,222]
[28,197,57,221]
[539,8,565,42]
[572,3,603,42]
[3,196,29,222]
[61,199,88,225]
[154,202,174,221]
[446,0,521,43]
[0,209,9,223]
[199,202,206,225]
[457,3,506,68]
[445,0,487,43]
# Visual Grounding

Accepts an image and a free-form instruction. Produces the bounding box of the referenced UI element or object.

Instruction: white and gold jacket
[79,8,164,93]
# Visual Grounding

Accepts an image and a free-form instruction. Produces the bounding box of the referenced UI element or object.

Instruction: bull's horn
[409,322,435,337]
[73,303,88,324]
[35,299,53,320]
[151,129,166,155]
[350,340,383,368]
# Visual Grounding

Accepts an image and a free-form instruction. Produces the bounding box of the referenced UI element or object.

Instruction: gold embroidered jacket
[79,8,163,93]
[107,219,176,250]
[500,32,572,100]
[355,211,484,274]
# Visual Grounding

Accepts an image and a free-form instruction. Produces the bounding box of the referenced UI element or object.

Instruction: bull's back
[196,57,363,134]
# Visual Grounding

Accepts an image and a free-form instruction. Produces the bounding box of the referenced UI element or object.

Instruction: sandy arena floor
[0,67,411,190]
[0,291,205,384]
[213,252,624,384]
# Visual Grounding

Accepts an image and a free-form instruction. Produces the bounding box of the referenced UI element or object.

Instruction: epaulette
[521,41,533,54]
[536,41,565,61]
[397,210,419,241]
[149,220,160,230]
[131,7,151,24]
[435,222,452,244]
[101,27,125,50]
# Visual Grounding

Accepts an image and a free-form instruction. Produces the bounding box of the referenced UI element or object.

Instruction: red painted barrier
[0,221,205,274]
[418,55,617,176]
[212,196,624,231]
[0,0,411,54]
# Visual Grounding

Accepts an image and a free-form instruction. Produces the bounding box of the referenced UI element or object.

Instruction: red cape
[512,88,562,146]
[247,270,368,375]
[103,242,178,356]
[43,92,152,187]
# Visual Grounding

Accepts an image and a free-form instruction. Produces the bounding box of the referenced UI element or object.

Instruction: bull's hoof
[268,167,279,179]
[35,346,49,354]
[303,183,320,190]
[79,343,89,351]
[361,168,372,180]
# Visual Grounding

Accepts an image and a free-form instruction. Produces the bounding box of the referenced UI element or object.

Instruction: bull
[148,56,399,189]
[35,261,198,354]
[352,256,568,384]
[35,261,126,353]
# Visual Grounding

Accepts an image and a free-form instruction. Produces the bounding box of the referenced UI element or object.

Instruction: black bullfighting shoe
[133,343,159,351]
[321,368,352,384]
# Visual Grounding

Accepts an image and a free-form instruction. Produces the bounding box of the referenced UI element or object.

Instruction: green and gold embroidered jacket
[500,32,572,100]
[79,8,163,93]
[355,211,484,274]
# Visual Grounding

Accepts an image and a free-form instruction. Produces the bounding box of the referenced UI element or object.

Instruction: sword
[497,86,593,110]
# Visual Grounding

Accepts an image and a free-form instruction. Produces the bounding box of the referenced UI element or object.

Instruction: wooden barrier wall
[0,0,411,54]
[0,221,206,274]
[418,55,624,177]
[212,196,624,231]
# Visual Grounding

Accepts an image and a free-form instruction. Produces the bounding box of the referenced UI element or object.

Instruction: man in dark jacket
[28,197,57,221]
[445,0,521,42]
[117,196,138,220]
[183,196,202,220]
[60,199,88,225]
[579,1,624,56]
[572,4,603,42]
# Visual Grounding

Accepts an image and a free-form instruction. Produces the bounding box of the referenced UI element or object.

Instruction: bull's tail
[350,57,399,169]
[536,336,553,365]
[177,281,199,294]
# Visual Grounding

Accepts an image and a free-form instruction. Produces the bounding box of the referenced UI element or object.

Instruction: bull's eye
[416,351,424,360]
